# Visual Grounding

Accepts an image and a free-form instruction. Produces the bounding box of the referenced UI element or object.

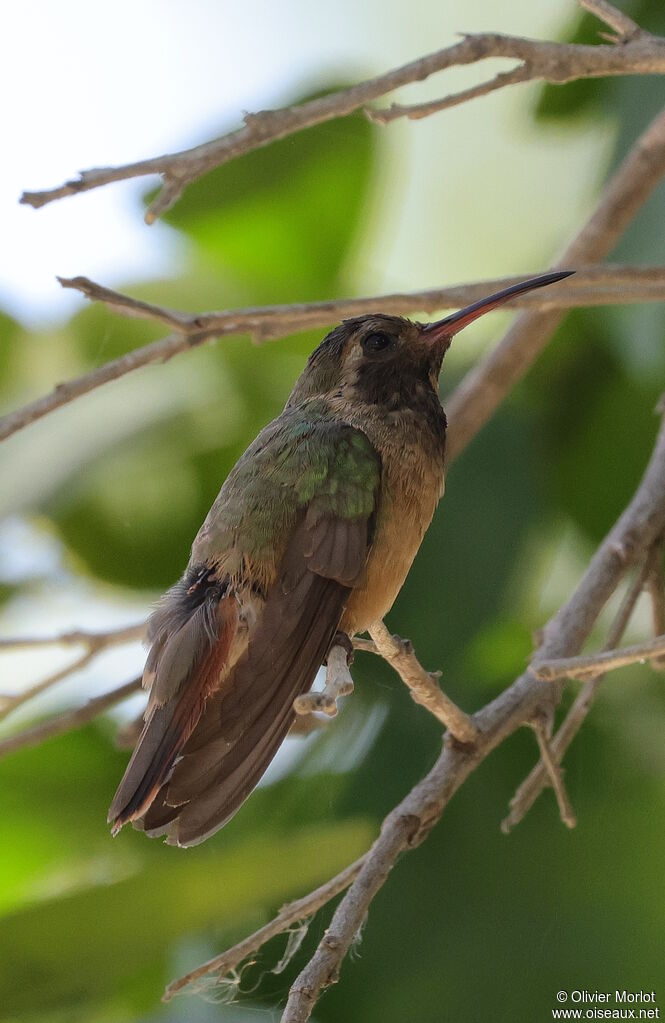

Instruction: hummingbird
[109,270,573,846]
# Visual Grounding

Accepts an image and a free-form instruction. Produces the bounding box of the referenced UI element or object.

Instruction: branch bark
[19,3,665,220]
[367,621,478,743]
[0,623,145,722]
[533,631,665,680]
[3,265,665,445]
[0,677,142,760]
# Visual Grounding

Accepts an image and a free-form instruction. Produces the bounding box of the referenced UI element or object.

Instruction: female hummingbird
[109,270,572,846]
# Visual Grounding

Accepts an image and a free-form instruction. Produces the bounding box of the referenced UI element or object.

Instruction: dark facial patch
[286,313,447,415]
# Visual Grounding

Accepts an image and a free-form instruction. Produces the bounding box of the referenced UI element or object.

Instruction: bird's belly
[341,472,442,635]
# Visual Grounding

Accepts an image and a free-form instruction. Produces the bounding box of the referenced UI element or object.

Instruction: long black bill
[422,270,575,343]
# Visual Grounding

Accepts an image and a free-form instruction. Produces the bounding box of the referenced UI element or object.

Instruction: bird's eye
[362,331,394,355]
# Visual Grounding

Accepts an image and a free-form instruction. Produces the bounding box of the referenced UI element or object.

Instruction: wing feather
[116,418,381,845]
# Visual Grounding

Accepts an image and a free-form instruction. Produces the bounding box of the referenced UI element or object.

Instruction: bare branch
[57,276,191,330]
[0,622,145,722]
[20,11,665,218]
[0,649,97,722]
[370,10,655,124]
[59,267,665,329]
[534,632,665,681]
[368,65,531,123]
[0,677,142,760]
[446,103,665,462]
[0,622,145,652]
[579,0,643,41]
[163,856,365,1001]
[532,719,577,829]
[6,265,665,445]
[277,401,665,1023]
[502,547,654,832]
[367,621,478,743]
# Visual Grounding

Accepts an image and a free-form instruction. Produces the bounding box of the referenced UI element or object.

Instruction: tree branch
[533,631,665,681]
[19,2,665,219]
[163,856,366,1001]
[0,622,145,651]
[0,622,145,722]
[0,676,142,760]
[532,718,577,829]
[579,0,643,40]
[3,265,665,445]
[369,3,654,125]
[367,621,478,743]
[502,541,655,832]
[644,538,665,670]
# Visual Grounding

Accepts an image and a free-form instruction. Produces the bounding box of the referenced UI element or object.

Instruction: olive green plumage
[193,399,381,590]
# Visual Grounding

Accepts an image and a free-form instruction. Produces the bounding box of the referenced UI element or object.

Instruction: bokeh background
[1,1,665,1020]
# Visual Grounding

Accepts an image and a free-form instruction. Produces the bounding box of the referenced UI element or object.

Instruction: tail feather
[108,582,238,832]
[165,567,347,846]
[113,506,371,846]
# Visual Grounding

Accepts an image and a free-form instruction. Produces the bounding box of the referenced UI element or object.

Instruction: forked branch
[19,1,665,221]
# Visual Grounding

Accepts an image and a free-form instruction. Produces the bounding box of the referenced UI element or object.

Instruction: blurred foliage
[0,728,372,1020]
[1,39,665,1023]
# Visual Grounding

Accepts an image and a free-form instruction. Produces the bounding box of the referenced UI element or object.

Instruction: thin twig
[0,622,145,651]
[532,719,577,828]
[0,677,142,760]
[7,265,665,445]
[579,0,643,40]
[20,3,665,218]
[0,622,145,722]
[369,65,532,122]
[163,856,366,1001]
[0,649,97,722]
[502,547,655,832]
[534,632,665,681]
[367,621,478,743]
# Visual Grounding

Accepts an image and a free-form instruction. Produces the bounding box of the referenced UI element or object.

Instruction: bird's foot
[293,634,354,718]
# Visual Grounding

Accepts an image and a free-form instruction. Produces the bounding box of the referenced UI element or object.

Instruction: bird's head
[287,270,573,409]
